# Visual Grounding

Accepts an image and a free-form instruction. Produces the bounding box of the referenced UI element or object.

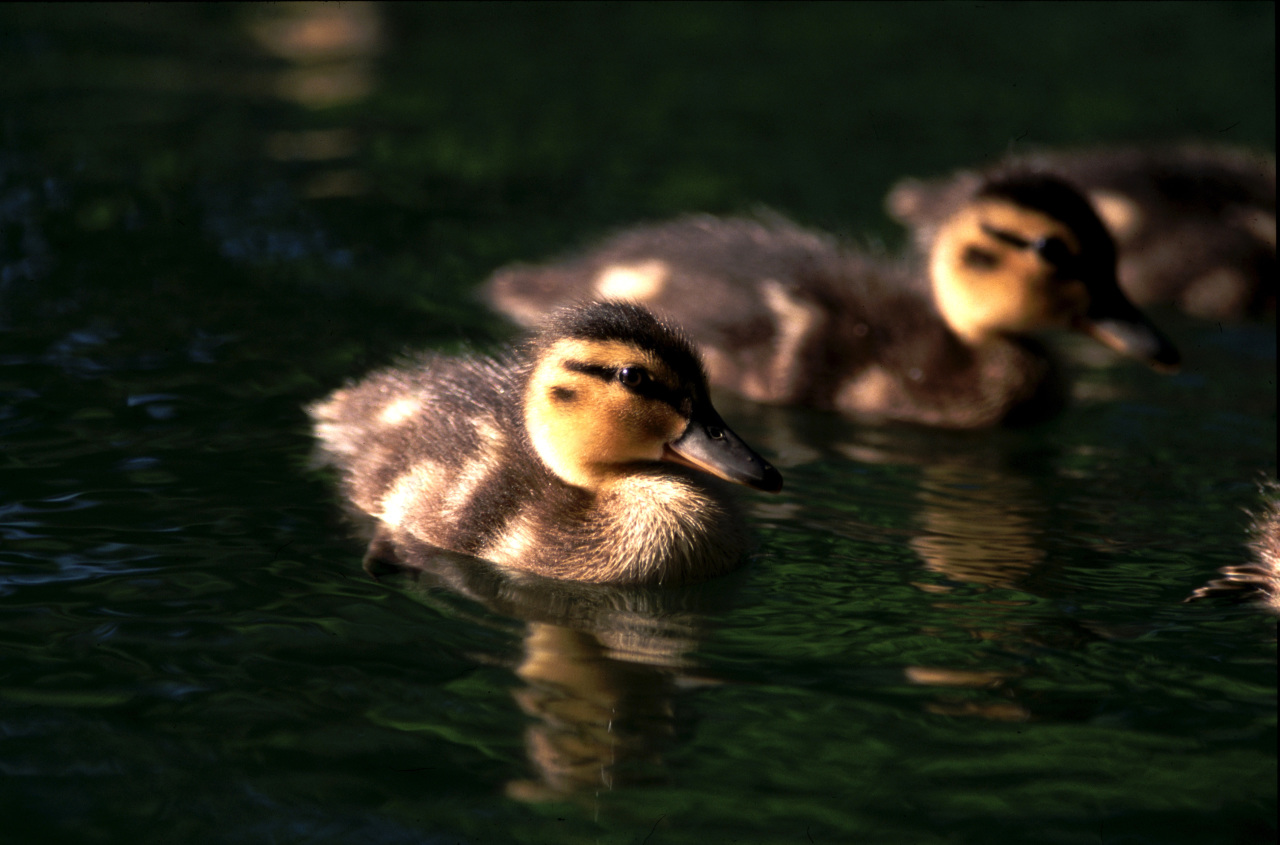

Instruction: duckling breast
[447,462,747,586]
[578,469,750,585]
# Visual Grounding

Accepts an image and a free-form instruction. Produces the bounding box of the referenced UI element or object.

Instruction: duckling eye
[1034,236,1073,268]
[618,366,647,388]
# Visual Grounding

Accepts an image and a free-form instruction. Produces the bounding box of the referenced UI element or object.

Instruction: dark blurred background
[2,3,1273,367]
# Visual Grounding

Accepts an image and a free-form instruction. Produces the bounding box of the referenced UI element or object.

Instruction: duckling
[887,144,1276,320]
[309,301,782,586]
[483,173,1179,429]
[1187,480,1280,613]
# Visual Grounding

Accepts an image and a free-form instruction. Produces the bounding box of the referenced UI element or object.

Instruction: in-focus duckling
[309,301,782,586]
[484,174,1179,429]
[887,145,1276,320]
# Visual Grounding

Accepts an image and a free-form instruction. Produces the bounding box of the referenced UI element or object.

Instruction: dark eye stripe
[979,224,1080,274]
[563,360,615,381]
[979,223,1032,249]
[562,359,687,411]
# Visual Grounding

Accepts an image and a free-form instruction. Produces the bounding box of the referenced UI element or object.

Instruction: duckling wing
[792,263,1060,428]
[309,354,550,556]
[485,214,821,330]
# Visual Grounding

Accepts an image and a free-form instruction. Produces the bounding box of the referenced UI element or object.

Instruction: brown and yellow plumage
[887,144,1276,320]
[484,174,1178,429]
[310,301,781,585]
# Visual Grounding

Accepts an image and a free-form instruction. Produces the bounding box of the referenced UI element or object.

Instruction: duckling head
[929,174,1180,371]
[522,301,783,493]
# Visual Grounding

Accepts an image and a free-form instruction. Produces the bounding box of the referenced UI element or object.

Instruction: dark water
[1,4,1275,844]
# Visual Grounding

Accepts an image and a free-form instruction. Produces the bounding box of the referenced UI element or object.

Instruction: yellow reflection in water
[363,527,713,802]
[244,2,381,197]
[910,462,1046,590]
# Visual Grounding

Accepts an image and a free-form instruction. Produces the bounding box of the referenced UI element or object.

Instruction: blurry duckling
[309,301,782,586]
[484,173,1179,429]
[887,144,1276,320]
[1187,480,1280,613]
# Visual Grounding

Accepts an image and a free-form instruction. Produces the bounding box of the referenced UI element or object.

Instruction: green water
[0,4,1274,844]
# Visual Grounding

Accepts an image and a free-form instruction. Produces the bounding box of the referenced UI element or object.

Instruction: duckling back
[484,214,1062,428]
[310,353,535,555]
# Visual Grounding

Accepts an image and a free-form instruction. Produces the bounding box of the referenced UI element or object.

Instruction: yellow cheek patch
[931,200,1089,340]
[523,339,691,489]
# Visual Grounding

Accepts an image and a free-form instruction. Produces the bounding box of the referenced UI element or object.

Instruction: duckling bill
[484,173,1179,429]
[310,301,781,586]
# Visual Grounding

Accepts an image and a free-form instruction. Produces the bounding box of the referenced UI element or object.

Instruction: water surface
[1,5,1275,844]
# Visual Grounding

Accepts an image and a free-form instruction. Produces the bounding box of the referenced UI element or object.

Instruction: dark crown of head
[978,171,1116,261]
[534,301,704,380]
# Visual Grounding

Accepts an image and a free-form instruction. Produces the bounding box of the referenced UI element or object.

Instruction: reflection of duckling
[910,463,1046,590]
[887,145,1276,320]
[484,174,1179,429]
[507,622,678,800]
[367,529,737,801]
[310,301,782,585]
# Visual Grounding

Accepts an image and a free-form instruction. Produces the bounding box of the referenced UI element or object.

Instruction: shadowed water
[1,4,1275,844]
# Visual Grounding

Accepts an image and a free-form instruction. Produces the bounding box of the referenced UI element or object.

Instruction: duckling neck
[510,419,746,583]
[931,277,1003,349]
[584,468,747,584]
